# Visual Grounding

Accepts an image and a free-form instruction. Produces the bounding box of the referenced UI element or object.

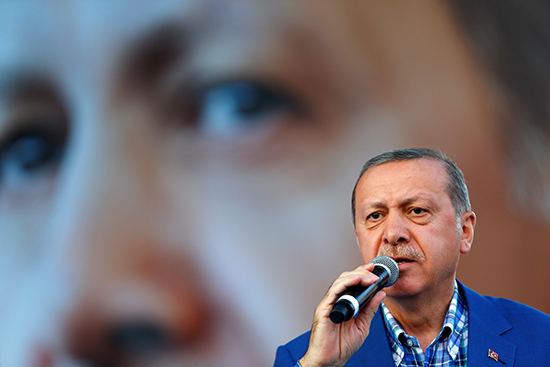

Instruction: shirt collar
[381,281,468,363]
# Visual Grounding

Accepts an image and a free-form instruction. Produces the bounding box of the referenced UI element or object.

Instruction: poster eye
[191,80,299,137]
[0,129,65,188]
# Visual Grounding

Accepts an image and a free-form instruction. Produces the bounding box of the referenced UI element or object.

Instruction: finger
[321,269,380,312]
[327,273,376,302]
[337,263,378,286]
[332,265,379,293]
[355,290,386,328]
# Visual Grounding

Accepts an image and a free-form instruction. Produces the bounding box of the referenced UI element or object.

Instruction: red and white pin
[488,349,505,364]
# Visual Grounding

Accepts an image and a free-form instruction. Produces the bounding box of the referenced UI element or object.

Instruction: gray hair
[351,148,471,227]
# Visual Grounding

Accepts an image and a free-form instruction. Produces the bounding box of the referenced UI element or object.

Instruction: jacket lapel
[459,282,517,366]
[346,310,395,366]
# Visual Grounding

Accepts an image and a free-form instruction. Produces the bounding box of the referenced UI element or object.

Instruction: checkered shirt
[381,282,468,366]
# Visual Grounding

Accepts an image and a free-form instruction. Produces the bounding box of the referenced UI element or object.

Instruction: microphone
[329,256,399,324]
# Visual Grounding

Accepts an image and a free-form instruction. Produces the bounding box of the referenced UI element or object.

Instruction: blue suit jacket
[274,282,550,366]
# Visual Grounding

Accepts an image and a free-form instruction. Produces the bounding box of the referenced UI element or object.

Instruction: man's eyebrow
[117,22,187,90]
[361,195,432,209]
[361,201,387,210]
[0,72,58,103]
[0,72,67,133]
[401,197,420,206]
[400,195,435,207]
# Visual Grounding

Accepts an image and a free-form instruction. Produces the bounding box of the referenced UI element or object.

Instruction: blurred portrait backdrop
[0,1,549,366]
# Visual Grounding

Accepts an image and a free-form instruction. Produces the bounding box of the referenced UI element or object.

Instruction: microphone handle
[329,265,390,323]
[355,265,389,305]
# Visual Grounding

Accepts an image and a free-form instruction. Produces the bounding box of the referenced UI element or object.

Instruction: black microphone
[329,256,399,324]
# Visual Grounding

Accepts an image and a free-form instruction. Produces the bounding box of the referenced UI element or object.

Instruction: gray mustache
[378,245,425,262]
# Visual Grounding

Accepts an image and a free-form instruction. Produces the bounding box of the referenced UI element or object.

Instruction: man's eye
[0,130,65,189]
[411,208,425,215]
[367,212,382,221]
[189,81,300,137]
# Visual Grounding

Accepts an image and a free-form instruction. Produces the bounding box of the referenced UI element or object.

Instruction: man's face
[353,159,474,298]
[0,0,501,366]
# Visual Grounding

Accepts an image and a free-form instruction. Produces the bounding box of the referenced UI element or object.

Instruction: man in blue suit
[275,148,550,366]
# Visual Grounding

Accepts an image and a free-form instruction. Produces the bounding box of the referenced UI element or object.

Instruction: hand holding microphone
[298,256,399,367]
[330,256,399,323]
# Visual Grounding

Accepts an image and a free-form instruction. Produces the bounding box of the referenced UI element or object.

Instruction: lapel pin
[488,349,505,364]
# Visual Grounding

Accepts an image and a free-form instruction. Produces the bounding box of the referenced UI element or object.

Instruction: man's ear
[460,211,476,254]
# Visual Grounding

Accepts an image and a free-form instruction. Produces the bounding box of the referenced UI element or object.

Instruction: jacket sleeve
[273,344,298,367]
[273,331,310,367]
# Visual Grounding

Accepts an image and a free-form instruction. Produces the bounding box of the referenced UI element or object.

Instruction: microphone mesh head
[370,256,399,287]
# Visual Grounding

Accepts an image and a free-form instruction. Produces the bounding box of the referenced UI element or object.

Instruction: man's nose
[382,211,410,245]
[46,126,209,365]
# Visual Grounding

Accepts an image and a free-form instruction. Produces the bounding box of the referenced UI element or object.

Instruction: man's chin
[383,280,422,300]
